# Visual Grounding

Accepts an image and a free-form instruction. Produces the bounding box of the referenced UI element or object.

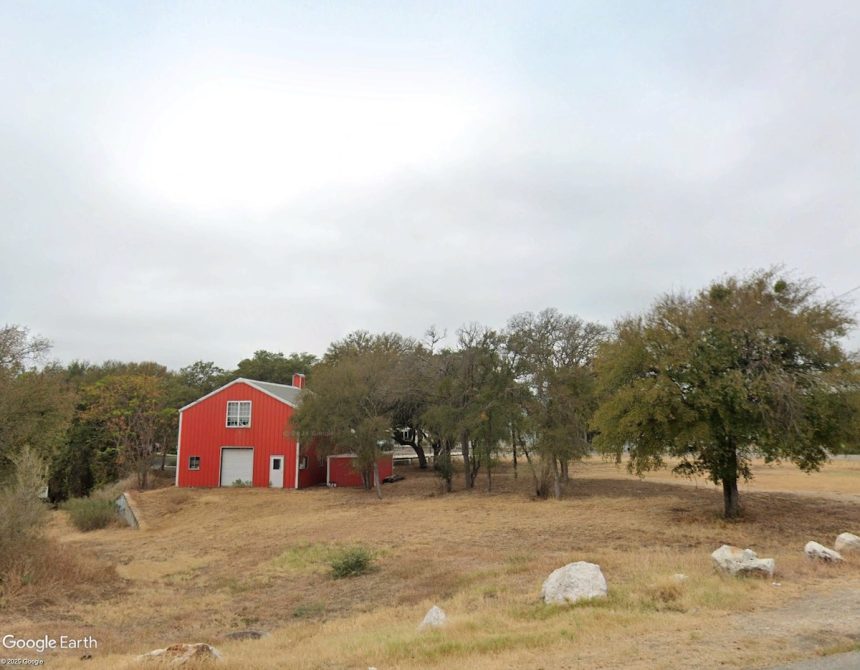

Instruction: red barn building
[176,374,394,490]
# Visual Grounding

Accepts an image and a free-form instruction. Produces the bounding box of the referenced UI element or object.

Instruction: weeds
[63,498,118,531]
[292,602,326,619]
[330,546,374,579]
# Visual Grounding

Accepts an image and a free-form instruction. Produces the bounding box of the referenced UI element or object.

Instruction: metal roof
[246,379,304,407]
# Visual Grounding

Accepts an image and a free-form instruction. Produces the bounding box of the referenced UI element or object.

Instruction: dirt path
[737,582,860,665]
[768,651,860,670]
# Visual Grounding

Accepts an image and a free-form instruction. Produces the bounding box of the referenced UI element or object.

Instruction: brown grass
[0,536,118,612]
[1,458,858,669]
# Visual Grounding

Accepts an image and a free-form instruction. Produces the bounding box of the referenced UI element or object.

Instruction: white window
[188,456,201,470]
[226,401,252,427]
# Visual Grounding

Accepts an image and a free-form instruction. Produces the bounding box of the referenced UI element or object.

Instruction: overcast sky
[2,1,858,369]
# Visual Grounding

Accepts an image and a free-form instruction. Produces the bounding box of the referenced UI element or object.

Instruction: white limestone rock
[418,605,448,631]
[137,643,222,665]
[834,533,860,554]
[711,545,775,578]
[541,561,608,605]
[805,541,843,563]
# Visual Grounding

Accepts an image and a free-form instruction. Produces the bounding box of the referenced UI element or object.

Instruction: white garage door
[220,448,254,487]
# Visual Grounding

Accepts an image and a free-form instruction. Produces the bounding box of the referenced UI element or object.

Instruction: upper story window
[226,400,252,427]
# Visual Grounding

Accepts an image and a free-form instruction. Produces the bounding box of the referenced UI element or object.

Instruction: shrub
[330,546,374,579]
[63,498,117,531]
[0,447,48,568]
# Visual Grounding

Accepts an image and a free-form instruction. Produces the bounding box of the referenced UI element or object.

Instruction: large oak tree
[593,270,858,518]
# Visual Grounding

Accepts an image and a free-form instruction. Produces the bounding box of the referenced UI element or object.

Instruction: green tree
[593,270,858,518]
[51,360,178,498]
[82,374,175,489]
[506,309,607,499]
[421,325,514,491]
[234,350,317,384]
[178,360,229,396]
[322,331,435,469]
[294,340,396,498]
[0,326,74,483]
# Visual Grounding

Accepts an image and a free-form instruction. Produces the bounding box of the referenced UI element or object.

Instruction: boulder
[804,541,843,563]
[137,643,222,665]
[541,561,608,605]
[834,533,860,554]
[418,605,448,631]
[711,545,775,578]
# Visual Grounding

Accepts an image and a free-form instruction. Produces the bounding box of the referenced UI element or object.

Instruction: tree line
[0,345,315,500]
[1,268,857,517]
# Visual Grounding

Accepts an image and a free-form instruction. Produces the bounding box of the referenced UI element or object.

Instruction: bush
[330,546,374,579]
[0,447,48,566]
[63,498,117,531]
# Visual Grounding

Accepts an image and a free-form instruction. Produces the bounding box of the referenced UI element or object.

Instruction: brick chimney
[292,373,306,389]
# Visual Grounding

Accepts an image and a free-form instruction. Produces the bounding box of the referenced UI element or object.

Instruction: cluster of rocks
[133,535,860,664]
[416,561,610,636]
[413,533,860,657]
[710,531,858,578]
[804,532,859,562]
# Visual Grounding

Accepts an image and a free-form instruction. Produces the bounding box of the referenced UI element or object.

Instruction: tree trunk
[431,440,441,460]
[396,433,428,469]
[551,457,561,500]
[521,444,544,498]
[511,427,518,479]
[560,459,569,483]
[722,441,740,519]
[722,477,740,519]
[373,462,382,499]
[159,442,168,471]
[461,431,473,489]
[411,444,427,469]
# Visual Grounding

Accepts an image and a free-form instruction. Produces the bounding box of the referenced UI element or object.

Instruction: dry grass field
[2,457,859,669]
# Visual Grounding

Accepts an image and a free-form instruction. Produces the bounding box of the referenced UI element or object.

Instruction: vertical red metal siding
[297,441,326,488]
[327,454,394,487]
[378,455,394,481]
[177,382,299,488]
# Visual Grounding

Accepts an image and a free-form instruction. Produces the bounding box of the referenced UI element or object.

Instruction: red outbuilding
[326,453,394,488]
[176,374,394,490]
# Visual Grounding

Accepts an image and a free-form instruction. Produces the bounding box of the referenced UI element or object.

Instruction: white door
[269,455,285,488]
[220,448,254,487]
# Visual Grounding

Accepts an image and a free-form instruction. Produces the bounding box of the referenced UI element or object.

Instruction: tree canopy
[506,309,607,498]
[293,337,399,498]
[235,350,317,384]
[593,270,858,518]
[4,268,858,512]
[0,326,74,483]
